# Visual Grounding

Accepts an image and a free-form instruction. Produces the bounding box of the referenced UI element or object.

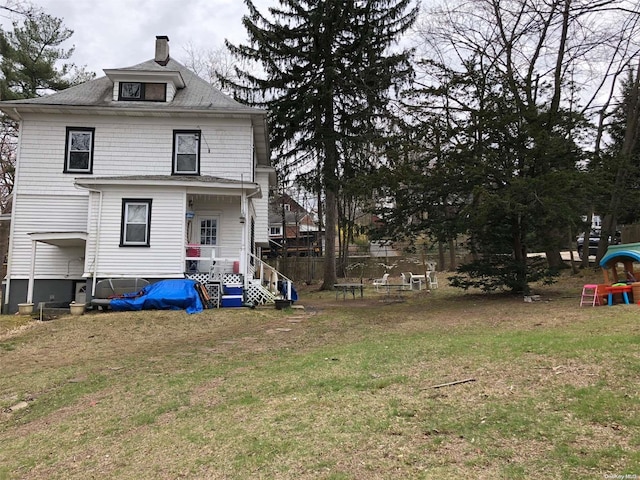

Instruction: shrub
[448,255,559,294]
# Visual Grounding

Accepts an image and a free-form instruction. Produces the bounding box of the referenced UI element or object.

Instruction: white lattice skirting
[186,273,209,284]
[185,273,275,306]
[246,282,276,305]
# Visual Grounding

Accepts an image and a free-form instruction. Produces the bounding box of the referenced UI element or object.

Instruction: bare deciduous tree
[410,0,640,274]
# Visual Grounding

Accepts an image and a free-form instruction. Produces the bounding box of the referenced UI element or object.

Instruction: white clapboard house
[0,36,286,313]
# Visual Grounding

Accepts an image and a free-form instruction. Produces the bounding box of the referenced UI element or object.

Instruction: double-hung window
[120,199,152,247]
[173,130,200,175]
[65,127,94,173]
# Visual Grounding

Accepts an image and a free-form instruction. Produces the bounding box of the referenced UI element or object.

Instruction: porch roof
[75,175,262,198]
[28,231,87,247]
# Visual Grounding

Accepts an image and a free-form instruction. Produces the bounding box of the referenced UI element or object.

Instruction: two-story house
[266,193,321,258]
[0,36,276,313]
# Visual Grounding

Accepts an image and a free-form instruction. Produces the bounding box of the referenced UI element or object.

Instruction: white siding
[84,188,244,278]
[9,194,88,278]
[189,197,243,259]
[9,112,266,280]
[218,199,243,259]
[253,170,270,244]
[166,83,176,102]
[15,113,254,195]
[89,187,185,277]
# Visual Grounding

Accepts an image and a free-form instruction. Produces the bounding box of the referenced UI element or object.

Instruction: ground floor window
[120,199,152,247]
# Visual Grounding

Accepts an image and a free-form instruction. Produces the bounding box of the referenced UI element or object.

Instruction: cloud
[28,0,268,74]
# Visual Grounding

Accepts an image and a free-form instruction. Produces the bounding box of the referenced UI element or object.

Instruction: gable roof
[0,59,270,165]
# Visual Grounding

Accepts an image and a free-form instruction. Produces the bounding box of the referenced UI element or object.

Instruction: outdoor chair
[373,273,389,291]
[409,272,426,290]
[427,270,438,289]
[401,273,413,290]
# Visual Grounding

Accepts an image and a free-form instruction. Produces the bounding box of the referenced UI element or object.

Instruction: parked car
[576,230,621,258]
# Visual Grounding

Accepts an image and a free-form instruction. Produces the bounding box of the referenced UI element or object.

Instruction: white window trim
[65,127,94,173]
[121,199,152,247]
[173,130,201,175]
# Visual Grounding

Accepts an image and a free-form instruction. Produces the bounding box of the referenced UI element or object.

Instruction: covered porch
[10,231,87,309]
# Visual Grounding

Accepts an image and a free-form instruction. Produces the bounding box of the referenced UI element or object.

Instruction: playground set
[580,242,640,306]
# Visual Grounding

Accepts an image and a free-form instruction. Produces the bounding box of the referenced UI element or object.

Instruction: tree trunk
[321,188,337,289]
[438,241,446,271]
[448,238,456,270]
[580,210,593,269]
[545,249,564,269]
[598,61,640,261]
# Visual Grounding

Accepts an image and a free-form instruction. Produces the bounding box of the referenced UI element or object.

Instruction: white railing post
[249,252,294,301]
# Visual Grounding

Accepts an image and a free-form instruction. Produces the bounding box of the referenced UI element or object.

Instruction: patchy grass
[1,272,639,479]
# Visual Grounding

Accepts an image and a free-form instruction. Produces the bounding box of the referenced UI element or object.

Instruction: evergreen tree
[0,12,77,99]
[0,11,90,270]
[0,12,91,210]
[222,0,417,289]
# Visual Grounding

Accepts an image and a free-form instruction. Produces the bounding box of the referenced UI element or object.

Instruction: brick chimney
[155,35,170,66]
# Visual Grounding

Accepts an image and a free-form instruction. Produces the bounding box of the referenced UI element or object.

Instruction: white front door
[197,215,218,272]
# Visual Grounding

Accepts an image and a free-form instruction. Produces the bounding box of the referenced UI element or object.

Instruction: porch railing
[185,244,240,274]
[184,244,294,301]
[249,252,294,300]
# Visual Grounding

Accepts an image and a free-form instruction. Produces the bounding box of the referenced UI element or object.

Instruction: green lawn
[1,274,639,479]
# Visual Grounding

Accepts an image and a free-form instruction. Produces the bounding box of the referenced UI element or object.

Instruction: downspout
[26,239,37,303]
[251,123,255,182]
[4,110,23,312]
[240,181,247,289]
[81,187,103,297]
[246,186,261,286]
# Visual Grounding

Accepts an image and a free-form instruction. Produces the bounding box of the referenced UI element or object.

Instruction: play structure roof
[599,242,640,269]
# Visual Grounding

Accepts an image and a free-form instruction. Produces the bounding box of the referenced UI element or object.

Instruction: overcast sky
[17,0,274,75]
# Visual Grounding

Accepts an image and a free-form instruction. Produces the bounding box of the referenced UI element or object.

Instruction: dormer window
[118,82,167,102]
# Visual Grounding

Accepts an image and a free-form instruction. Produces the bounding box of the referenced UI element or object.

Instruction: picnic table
[334,283,364,300]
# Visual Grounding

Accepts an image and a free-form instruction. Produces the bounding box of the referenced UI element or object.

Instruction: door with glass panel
[196,215,218,273]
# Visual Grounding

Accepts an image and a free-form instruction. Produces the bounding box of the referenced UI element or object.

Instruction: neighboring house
[0,36,278,313]
[265,193,321,258]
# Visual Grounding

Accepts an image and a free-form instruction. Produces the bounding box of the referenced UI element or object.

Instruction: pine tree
[0,12,91,274]
[0,12,77,99]
[222,0,417,289]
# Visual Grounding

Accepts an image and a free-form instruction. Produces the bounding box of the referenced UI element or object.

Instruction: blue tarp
[110,279,204,314]
[278,281,298,302]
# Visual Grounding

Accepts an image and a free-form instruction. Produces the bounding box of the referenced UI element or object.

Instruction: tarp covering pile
[110,279,204,314]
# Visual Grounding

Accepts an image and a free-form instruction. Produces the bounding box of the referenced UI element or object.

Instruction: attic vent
[155,35,170,66]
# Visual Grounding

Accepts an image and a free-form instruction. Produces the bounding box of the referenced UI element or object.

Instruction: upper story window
[64,127,94,173]
[173,130,200,175]
[120,199,152,247]
[270,226,282,236]
[118,82,167,102]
